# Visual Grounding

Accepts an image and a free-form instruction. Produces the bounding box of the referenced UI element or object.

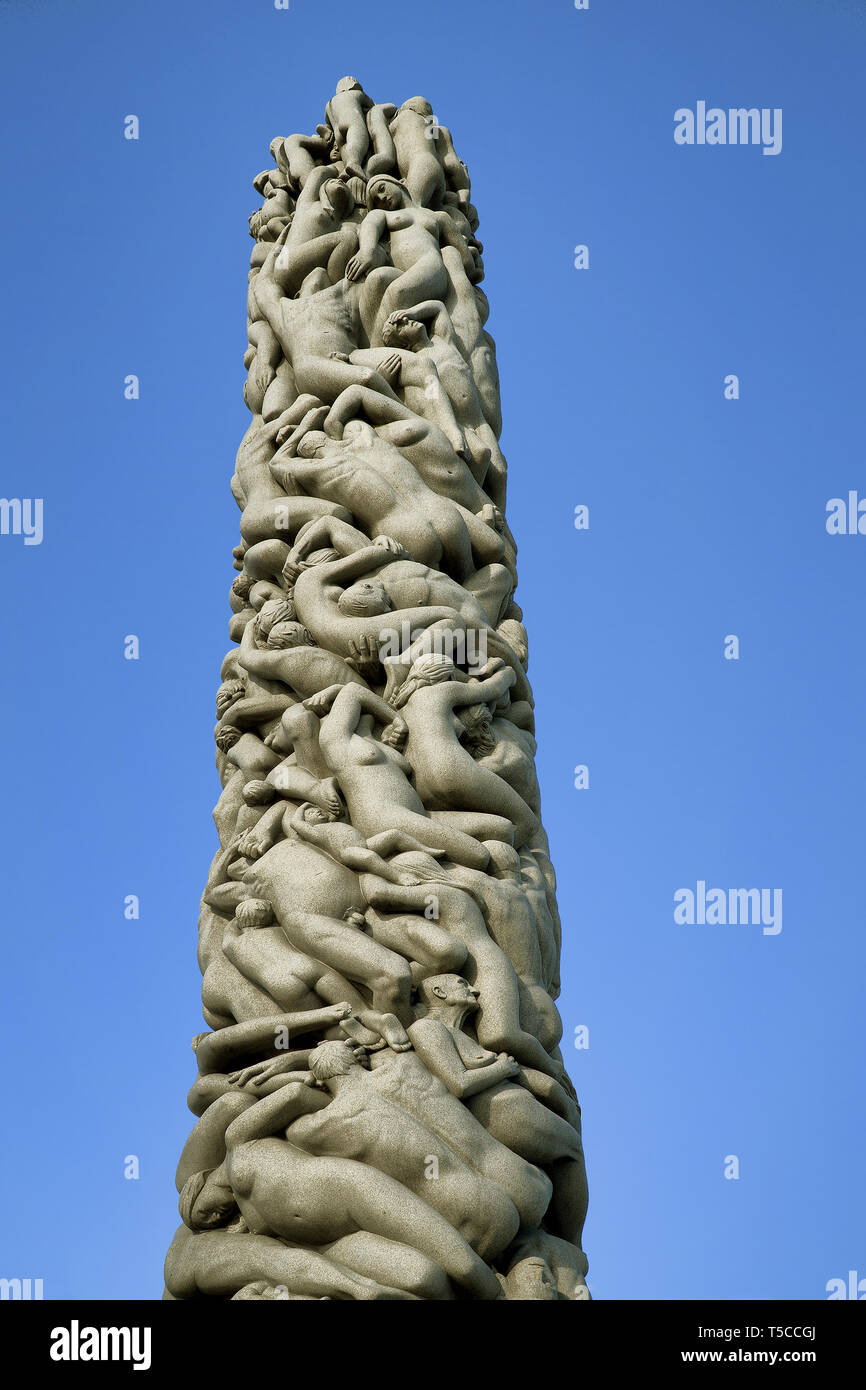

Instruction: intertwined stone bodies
[164,78,589,1303]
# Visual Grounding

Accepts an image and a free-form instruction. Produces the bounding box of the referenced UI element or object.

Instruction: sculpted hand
[372,534,406,556]
[475,656,506,678]
[496,1053,521,1078]
[304,685,341,717]
[380,716,407,748]
[479,502,504,532]
[228,1057,292,1089]
[237,828,272,860]
[346,635,383,678]
[345,252,374,282]
[379,352,402,383]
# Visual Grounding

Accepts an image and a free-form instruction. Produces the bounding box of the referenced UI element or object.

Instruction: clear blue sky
[1,0,863,1300]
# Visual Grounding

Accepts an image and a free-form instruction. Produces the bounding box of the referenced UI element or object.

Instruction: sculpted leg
[278,909,413,1022]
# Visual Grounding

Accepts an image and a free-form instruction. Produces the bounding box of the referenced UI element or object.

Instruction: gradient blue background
[0,0,863,1300]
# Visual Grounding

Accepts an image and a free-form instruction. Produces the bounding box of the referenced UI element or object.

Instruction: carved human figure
[270,423,505,580]
[380,301,507,498]
[390,655,540,848]
[345,175,478,344]
[178,1079,503,1299]
[237,612,366,701]
[312,682,509,871]
[324,77,373,179]
[289,513,514,628]
[409,975,588,1244]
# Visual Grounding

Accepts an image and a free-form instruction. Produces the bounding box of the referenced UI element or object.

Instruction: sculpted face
[368,179,405,211]
[338,581,391,617]
[462,705,495,754]
[429,975,480,1010]
[267,622,313,650]
[383,314,425,350]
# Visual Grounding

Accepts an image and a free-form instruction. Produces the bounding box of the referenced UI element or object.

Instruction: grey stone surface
[164,80,589,1302]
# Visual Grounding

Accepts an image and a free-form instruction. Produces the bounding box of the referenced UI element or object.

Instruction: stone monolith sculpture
[164,79,589,1302]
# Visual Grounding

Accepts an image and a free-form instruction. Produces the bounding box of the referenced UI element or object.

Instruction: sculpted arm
[224,1080,325,1149]
[237,619,286,683]
[321,683,403,738]
[399,300,455,340]
[346,209,388,280]
[408,1018,518,1098]
[196,1007,350,1075]
[290,515,375,562]
[450,666,516,709]
[436,212,476,274]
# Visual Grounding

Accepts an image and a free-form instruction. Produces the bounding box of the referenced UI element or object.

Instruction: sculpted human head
[235,897,274,929]
[267,621,314,650]
[179,1170,237,1232]
[215,725,242,754]
[412,653,458,684]
[255,598,295,639]
[241,779,275,807]
[321,177,353,220]
[366,175,408,211]
[216,679,244,719]
[304,547,341,569]
[308,1040,361,1084]
[459,701,496,756]
[382,313,425,350]
[390,652,459,709]
[417,974,480,1013]
[231,573,254,603]
[401,96,433,117]
[338,580,392,617]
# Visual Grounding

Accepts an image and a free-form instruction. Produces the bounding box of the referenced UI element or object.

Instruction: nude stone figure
[409,975,588,1244]
[390,655,541,848]
[381,300,507,499]
[324,77,373,180]
[270,166,358,297]
[178,1078,503,1299]
[345,175,479,344]
[270,422,506,581]
[312,682,510,871]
